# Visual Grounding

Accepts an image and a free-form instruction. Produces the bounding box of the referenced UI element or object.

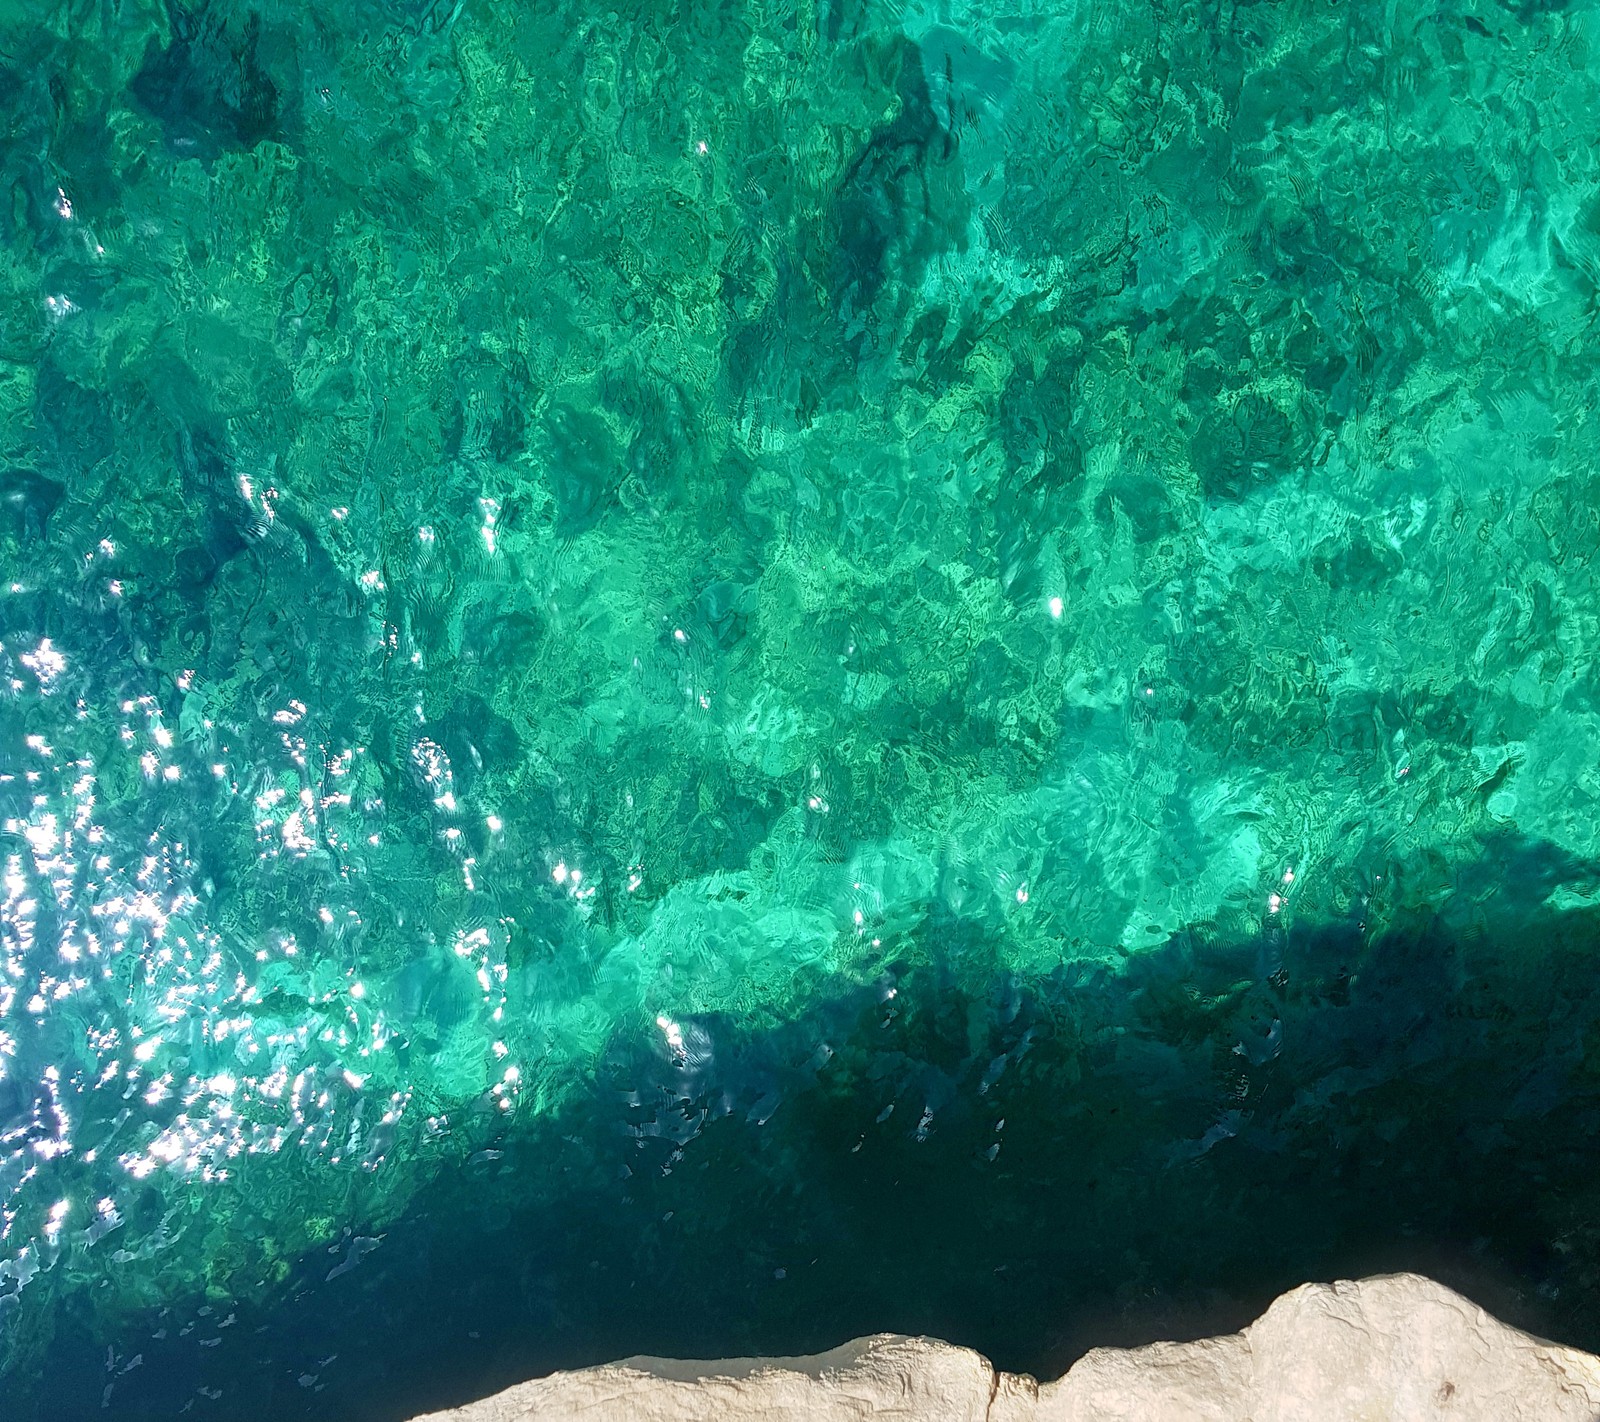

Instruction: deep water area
[5,0,1600,1417]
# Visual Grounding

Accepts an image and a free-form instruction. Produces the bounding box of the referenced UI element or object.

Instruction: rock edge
[409,1273,1600,1421]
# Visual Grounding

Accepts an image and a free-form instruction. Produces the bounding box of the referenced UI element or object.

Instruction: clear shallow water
[5,0,1600,1416]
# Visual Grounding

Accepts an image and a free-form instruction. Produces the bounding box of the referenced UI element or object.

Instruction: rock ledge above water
[409,1273,1600,1421]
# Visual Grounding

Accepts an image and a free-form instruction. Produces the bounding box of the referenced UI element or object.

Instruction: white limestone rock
[410,1334,1024,1422]
[408,1273,1600,1422]
[1045,1273,1600,1421]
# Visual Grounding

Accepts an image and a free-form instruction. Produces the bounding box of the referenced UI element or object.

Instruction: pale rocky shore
[409,1274,1600,1421]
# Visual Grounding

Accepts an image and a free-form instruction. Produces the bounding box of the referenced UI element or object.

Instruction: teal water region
[5,0,1600,1416]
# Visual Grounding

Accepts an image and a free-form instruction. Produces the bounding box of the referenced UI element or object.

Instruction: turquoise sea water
[6,0,1600,1415]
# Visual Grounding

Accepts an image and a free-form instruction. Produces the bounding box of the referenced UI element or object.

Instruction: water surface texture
[5,0,1600,1416]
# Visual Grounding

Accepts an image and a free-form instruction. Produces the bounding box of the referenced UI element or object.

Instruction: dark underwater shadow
[16,837,1600,1420]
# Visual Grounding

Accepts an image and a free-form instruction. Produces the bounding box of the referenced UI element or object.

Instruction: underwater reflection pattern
[6,0,1600,1416]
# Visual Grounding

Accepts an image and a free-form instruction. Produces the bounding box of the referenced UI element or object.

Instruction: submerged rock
[409,1274,1600,1422]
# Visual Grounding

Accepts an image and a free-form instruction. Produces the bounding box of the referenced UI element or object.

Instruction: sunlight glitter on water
[0,627,460,1304]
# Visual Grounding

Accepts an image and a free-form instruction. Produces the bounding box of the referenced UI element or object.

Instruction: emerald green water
[5,0,1600,1415]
